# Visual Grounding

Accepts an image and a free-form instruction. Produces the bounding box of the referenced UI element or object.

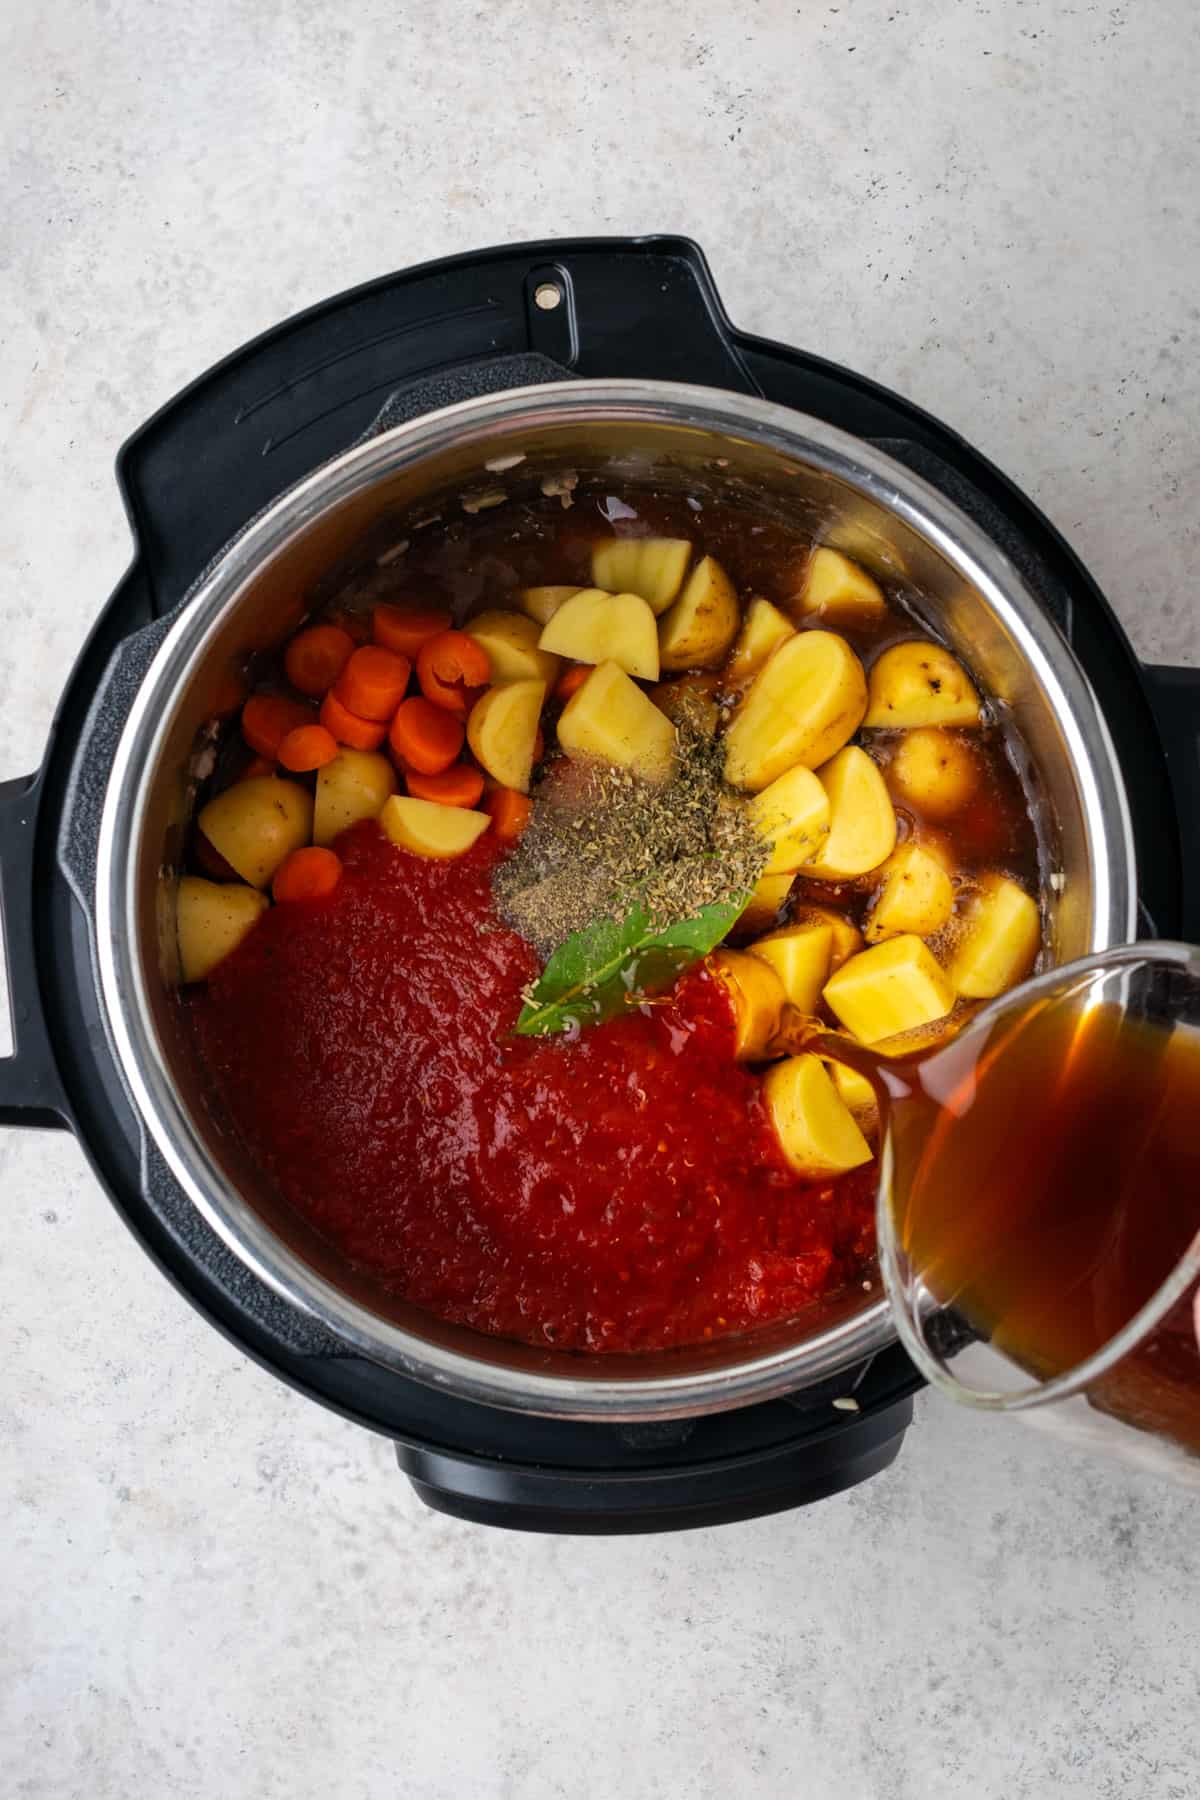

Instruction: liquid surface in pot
[182,490,1043,1353]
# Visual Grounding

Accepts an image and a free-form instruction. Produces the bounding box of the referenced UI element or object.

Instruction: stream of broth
[822,996,1200,1451]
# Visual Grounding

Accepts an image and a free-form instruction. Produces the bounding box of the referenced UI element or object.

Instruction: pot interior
[104,384,1135,1416]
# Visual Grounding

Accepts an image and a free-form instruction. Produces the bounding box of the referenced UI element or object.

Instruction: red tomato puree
[190,824,875,1352]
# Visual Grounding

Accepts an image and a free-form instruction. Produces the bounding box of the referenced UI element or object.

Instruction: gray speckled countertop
[3,4,1198,1796]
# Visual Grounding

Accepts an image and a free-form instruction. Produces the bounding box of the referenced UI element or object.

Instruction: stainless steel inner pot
[95,380,1137,1420]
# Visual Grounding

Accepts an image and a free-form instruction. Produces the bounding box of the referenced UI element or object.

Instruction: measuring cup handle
[1145,664,1200,943]
[0,771,70,1129]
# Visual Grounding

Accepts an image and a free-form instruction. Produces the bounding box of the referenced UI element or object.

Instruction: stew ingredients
[182,491,1044,1352]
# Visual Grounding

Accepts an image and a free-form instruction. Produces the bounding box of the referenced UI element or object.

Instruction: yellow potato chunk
[887,727,980,818]
[466,610,561,685]
[313,749,395,848]
[864,843,955,943]
[748,765,831,876]
[517,585,579,627]
[909,826,958,878]
[947,874,1040,998]
[725,597,794,686]
[709,950,786,1060]
[804,746,897,880]
[763,1055,874,1177]
[538,587,660,682]
[658,556,740,673]
[590,537,692,615]
[176,877,268,983]
[789,904,863,971]
[724,630,868,791]
[748,920,833,1014]
[379,796,491,859]
[826,1056,879,1118]
[467,679,546,793]
[198,777,313,889]
[557,660,676,783]
[796,548,886,626]
[864,641,982,729]
[823,935,956,1044]
[739,870,794,934]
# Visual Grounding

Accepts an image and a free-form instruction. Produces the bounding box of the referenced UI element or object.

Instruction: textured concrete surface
[2,3,1198,1797]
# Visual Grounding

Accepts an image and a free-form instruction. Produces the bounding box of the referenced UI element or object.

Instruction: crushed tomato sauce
[189,823,876,1353]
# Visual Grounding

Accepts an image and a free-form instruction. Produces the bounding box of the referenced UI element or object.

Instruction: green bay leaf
[514,890,750,1038]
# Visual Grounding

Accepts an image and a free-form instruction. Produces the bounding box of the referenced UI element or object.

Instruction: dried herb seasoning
[494,726,768,965]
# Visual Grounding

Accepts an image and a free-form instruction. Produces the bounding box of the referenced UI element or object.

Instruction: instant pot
[4,237,1197,1531]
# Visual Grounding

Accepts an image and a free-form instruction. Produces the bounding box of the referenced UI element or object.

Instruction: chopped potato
[538,587,660,682]
[763,1055,874,1177]
[790,903,864,971]
[864,843,955,943]
[724,597,794,685]
[796,548,886,626]
[947,874,1040,998]
[176,877,268,983]
[826,1056,879,1119]
[739,870,794,935]
[314,749,395,848]
[748,920,833,1014]
[466,610,561,685]
[908,825,958,878]
[557,660,676,782]
[748,765,831,875]
[198,776,313,889]
[709,950,786,1060]
[864,641,982,729]
[724,630,868,791]
[821,518,908,581]
[650,672,721,737]
[658,556,740,672]
[380,795,491,858]
[590,537,692,614]
[804,746,897,880]
[887,727,981,818]
[517,585,579,627]
[467,678,546,792]
[823,935,956,1043]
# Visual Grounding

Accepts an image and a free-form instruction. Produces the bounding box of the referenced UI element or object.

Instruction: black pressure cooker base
[5,235,1197,1532]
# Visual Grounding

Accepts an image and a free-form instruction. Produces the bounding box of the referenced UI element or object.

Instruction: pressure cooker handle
[0,771,70,1129]
[1144,664,1200,942]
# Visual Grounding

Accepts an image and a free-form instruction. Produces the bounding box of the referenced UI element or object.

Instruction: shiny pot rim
[95,379,1137,1420]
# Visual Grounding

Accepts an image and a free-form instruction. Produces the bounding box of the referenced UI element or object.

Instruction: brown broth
[829,998,1200,1451]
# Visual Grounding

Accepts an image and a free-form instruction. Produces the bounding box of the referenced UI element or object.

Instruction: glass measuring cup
[819,943,1200,1474]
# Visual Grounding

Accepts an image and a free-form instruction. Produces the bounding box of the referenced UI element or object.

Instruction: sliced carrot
[406,763,486,808]
[554,663,590,704]
[485,787,533,844]
[388,696,464,775]
[272,846,343,903]
[241,694,315,760]
[334,645,412,721]
[373,603,453,659]
[284,624,356,698]
[320,688,387,751]
[416,630,491,716]
[278,723,339,772]
[194,830,240,881]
